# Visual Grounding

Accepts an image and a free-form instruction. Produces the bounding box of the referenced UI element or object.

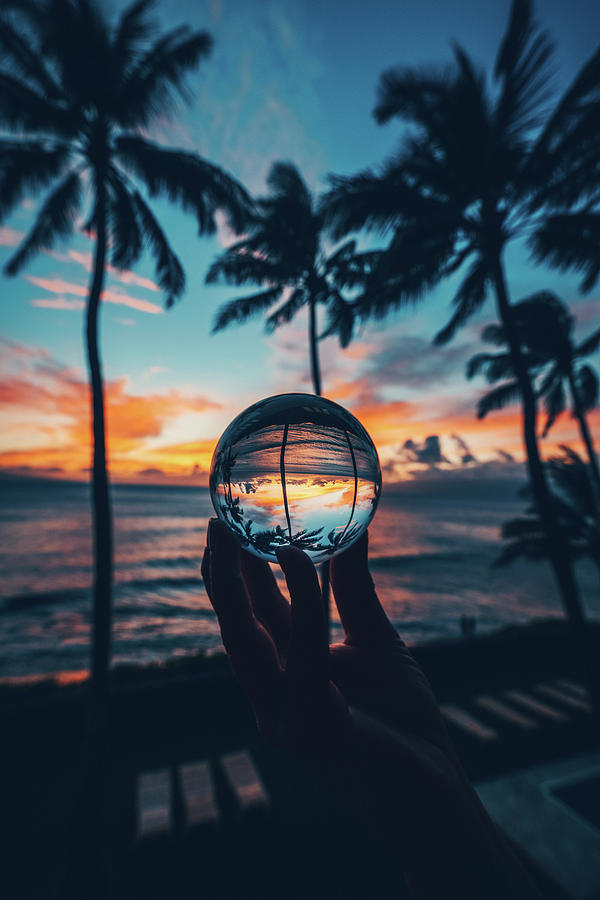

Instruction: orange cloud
[0,341,221,482]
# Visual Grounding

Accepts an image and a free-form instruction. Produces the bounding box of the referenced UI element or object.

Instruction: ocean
[1,477,598,682]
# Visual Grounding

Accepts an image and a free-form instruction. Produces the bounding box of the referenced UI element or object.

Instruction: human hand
[202,518,540,899]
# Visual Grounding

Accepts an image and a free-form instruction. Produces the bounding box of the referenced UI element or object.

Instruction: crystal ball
[209,393,382,562]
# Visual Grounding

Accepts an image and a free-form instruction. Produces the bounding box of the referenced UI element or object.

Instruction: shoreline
[3,616,598,710]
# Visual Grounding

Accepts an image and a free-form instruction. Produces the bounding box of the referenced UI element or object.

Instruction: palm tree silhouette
[0,0,250,730]
[495,446,600,579]
[207,160,366,396]
[468,292,600,512]
[321,0,600,660]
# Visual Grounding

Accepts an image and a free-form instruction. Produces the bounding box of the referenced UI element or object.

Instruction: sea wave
[1,588,89,613]
[369,551,478,569]
[144,555,199,569]
[1,574,206,614]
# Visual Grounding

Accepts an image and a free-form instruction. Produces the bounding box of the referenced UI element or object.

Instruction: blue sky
[0,0,598,483]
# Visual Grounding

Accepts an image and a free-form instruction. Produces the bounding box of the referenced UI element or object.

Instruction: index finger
[276,546,329,691]
[330,531,400,647]
[206,519,281,716]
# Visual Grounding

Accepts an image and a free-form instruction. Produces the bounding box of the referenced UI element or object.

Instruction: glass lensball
[209,393,382,562]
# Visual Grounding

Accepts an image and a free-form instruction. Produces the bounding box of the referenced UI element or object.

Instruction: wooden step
[136,768,171,841]
[440,704,499,742]
[535,683,592,715]
[221,751,270,813]
[554,679,589,700]
[504,690,568,723]
[179,761,219,828]
[474,695,537,731]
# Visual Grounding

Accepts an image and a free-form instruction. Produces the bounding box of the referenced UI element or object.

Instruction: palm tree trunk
[85,184,113,736]
[307,297,330,630]
[567,368,600,515]
[309,297,322,397]
[492,256,600,711]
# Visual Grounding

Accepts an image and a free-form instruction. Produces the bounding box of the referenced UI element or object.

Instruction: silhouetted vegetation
[496,446,600,575]
[319,0,600,670]
[468,292,600,514]
[0,0,251,730]
[207,161,370,396]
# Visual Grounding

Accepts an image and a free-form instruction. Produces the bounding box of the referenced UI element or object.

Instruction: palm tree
[468,292,600,512]
[495,446,600,579]
[206,160,366,396]
[321,0,600,661]
[0,0,251,730]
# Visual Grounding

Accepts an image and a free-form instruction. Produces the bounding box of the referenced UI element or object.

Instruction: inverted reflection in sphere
[209,393,382,562]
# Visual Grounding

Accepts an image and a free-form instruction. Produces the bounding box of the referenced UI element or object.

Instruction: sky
[0,0,599,488]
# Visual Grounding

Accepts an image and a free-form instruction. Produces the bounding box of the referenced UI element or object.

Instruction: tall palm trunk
[492,256,599,709]
[308,296,322,397]
[307,296,330,631]
[85,181,113,735]
[567,369,600,515]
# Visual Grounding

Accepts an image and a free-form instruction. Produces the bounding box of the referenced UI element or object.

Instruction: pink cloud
[25,275,163,314]
[0,227,24,247]
[31,297,85,311]
[101,288,162,314]
[26,275,88,296]
[111,268,160,292]
[45,248,161,293]
[0,335,50,362]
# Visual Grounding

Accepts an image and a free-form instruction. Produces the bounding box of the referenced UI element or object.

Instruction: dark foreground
[3,619,599,900]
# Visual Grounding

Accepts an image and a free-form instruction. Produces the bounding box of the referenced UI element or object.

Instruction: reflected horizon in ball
[209,393,382,562]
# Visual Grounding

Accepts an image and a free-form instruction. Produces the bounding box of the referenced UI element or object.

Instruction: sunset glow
[0,0,598,491]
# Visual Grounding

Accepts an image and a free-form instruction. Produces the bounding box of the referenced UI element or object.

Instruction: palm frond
[320,162,412,240]
[320,291,355,348]
[117,27,212,126]
[481,323,507,345]
[0,139,70,222]
[266,161,312,209]
[212,286,283,333]
[577,327,600,358]
[38,0,111,108]
[494,0,554,138]
[205,250,289,287]
[494,527,548,567]
[434,256,489,345]
[574,364,599,413]
[130,189,184,305]
[529,44,600,177]
[115,135,251,234]
[530,212,600,292]
[476,380,521,418]
[0,70,77,135]
[0,14,62,98]
[374,64,450,125]
[4,169,81,275]
[112,0,157,74]
[541,377,566,436]
[108,172,143,270]
[466,351,513,382]
[328,248,381,291]
[265,288,307,331]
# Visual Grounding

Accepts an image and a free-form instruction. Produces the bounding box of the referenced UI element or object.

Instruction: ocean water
[0,477,598,682]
